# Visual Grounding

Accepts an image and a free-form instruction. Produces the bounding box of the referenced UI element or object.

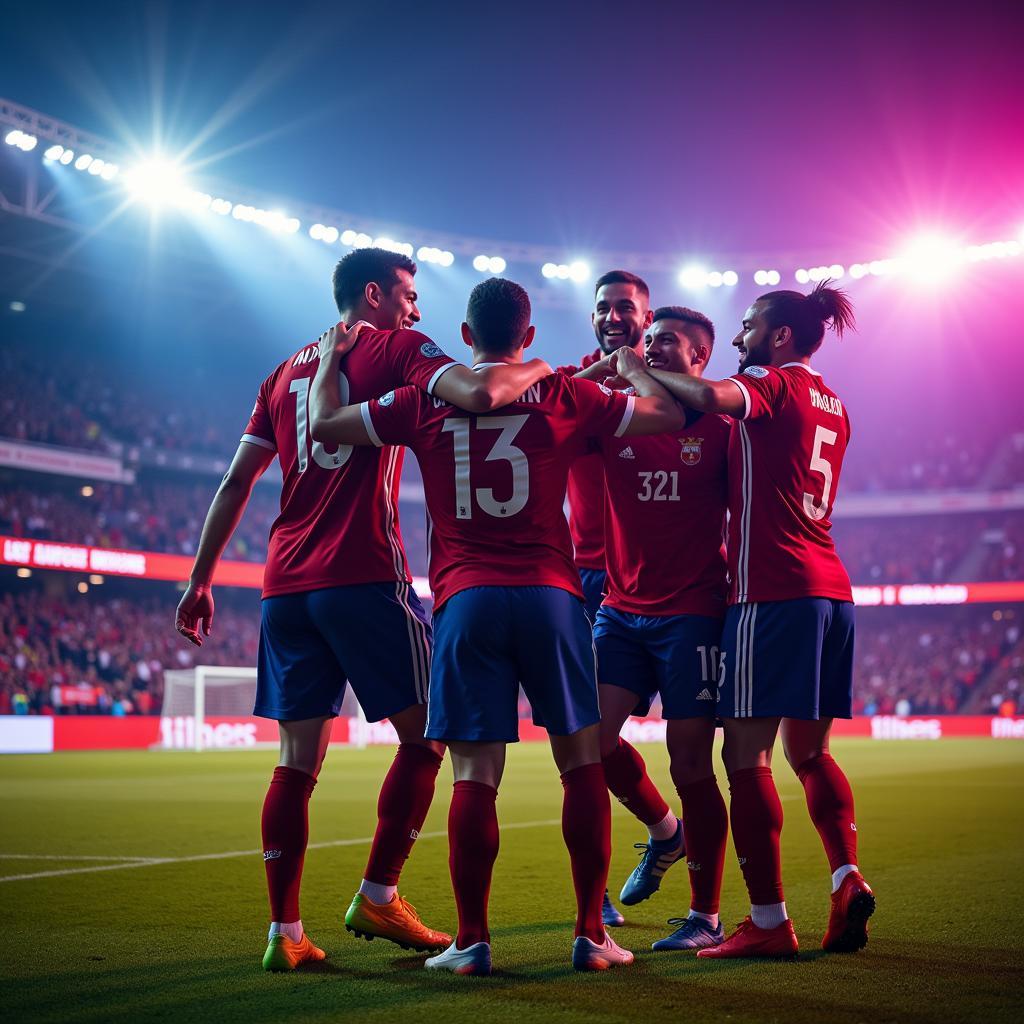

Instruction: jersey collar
[472,361,506,371]
[780,361,821,376]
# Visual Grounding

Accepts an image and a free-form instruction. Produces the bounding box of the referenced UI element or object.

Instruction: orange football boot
[822,870,875,952]
[697,917,799,959]
[345,892,451,952]
[262,932,326,972]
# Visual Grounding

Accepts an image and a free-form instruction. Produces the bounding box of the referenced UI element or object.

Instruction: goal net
[159,667,368,750]
[161,666,259,751]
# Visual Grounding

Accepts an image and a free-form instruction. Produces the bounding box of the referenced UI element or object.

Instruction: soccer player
[308,277,684,975]
[174,248,552,972]
[642,281,873,958]
[591,307,731,952]
[560,270,653,622]
[561,269,653,928]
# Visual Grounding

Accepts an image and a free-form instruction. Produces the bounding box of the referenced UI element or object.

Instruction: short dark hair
[466,278,531,353]
[332,247,416,315]
[594,269,650,301]
[757,280,856,355]
[652,305,715,345]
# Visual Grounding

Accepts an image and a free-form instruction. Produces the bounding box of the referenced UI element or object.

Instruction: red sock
[449,780,499,947]
[796,753,858,872]
[676,776,728,915]
[364,743,443,886]
[728,766,785,906]
[601,738,670,827]
[261,765,317,922]
[561,762,611,943]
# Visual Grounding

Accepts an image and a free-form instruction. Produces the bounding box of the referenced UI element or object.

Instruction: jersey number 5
[288,373,352,472]
[442,415,530,520]
[804,423,838,521]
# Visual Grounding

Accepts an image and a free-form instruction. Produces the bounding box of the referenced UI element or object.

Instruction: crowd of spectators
[0,589,260,717]
[852,607,1020,716]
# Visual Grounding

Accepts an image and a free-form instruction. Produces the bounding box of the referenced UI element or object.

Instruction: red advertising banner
[0,714,1011,753]
[57,685,100,708]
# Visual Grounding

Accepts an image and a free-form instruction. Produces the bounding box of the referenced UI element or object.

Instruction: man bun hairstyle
[466,277,532,353]
[652,305,715,345]
[757,280,856,355]
[594,269,650,301]
[332,247,417,315]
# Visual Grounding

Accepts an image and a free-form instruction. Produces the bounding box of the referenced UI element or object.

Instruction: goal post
[161,666,259,751]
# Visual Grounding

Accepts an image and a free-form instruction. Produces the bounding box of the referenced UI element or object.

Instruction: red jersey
[558,349,608,570]
[242,327,456,597]
[600,408,730,617]
[727,362,853,604]
[363,370,636,610]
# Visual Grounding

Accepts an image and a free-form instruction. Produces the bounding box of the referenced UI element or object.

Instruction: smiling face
[645,318,712,376]
[592,282,652,355]
[732,300,777,371]
[370,268,421,330]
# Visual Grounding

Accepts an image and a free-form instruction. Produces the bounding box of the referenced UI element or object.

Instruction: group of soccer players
[176,247,875,976]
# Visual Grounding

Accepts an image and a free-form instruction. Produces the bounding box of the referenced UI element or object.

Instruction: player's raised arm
[644,364,747,418]
[176,439,275,646]
[308,323,377,446]
[432,354,553,413]
[613,347,686,435]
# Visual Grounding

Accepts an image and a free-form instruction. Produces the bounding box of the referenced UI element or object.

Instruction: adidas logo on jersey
[618,446,636,459]
[696,688,714,701]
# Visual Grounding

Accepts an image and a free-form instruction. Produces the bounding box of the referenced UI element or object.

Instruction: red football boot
[697,917,798,959]
[822,870,875,952]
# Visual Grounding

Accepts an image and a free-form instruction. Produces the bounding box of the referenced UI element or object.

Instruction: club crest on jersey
[679,437,703,466]
[379,390,396,407]
[743,365,770,378]
[420,342,445,358]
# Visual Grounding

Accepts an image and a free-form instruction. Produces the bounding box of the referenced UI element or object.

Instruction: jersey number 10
[288,373,352,473]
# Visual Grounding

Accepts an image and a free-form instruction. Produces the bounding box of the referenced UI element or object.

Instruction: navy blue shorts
[593,606,723,719]
[255,581,431,722]
[579,567,607,624]
[427,586,599,743]
[719,598,855,721]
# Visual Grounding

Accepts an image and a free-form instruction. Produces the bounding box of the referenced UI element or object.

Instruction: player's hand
[611,346,649,382]
[318,320,371,363]
[175,583,214,647]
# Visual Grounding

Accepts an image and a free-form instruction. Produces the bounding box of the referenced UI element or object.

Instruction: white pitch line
[0,854,167,862]
[0,818,562,885]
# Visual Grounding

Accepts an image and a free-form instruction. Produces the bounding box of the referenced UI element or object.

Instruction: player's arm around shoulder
[645,365,748,419]
[308,322,376,446]
[613,347,685,436]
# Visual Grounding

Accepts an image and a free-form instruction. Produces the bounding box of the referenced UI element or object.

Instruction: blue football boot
[619,818,685,906]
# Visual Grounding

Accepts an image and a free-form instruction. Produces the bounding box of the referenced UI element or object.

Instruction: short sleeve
[360,386,423,448]
[728,366,788,421]
[572,378,636,439]
[387,329,458,395]
[241,379,276,452]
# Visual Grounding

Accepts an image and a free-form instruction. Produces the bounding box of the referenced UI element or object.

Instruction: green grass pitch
[2,739,1022,1024]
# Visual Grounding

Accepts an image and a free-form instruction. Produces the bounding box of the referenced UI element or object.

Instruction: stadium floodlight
[353,232,373,248]
[373,237,414,256]
[849,263,868,279]
[4,129,38,151]
[321,226,339,244]
[722,270,739,286]
[309,223,325,240]
[568,260,590,283]
[87,158,105,176]
[899,234,963,283]
[556,264,571,280]
[43,144,64,162]
[794,268,810,284]
[101,163,119,181]
[473,255,489,272]
[124,159,186,205]
[59,148,75,165]
[488,256,506,273]
[541,262,558,279]
[210,197,232,215]
[678,266,708,289]
[9,301,26,312]
[340,229,358,247]
[75,153,93,171]
[707,271,724,287]
[754,270,769,286]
